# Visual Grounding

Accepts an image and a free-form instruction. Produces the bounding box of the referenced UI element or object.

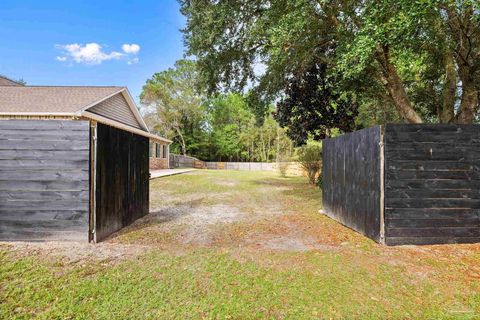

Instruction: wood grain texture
[94,123,149,242]
[0,120,90,241]
[322,126,382,242]
[384,124,480,245]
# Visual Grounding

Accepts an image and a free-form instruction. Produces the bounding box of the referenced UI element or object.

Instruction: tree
[180,0,480,124]
[297,141,322,185]
[206,93,294,162]
[140,60,205,155]
[274,62,358,145]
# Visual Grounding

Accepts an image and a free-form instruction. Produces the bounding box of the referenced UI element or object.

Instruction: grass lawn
[1,170,480,319]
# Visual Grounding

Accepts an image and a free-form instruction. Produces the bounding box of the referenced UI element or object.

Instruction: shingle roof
[0,75,23,86]
[0,86,124,113]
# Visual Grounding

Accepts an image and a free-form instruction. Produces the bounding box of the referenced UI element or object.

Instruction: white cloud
[122,43,140,54]
[55,42,140,65]
[127,57,139,65]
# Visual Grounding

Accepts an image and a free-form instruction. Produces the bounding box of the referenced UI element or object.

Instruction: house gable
[87,92,143,130]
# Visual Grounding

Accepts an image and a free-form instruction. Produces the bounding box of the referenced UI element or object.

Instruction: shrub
[298,142,322,185]
[316,175,323,189]
[276,153,291,177]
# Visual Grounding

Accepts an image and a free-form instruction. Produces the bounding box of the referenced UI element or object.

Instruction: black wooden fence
[322,124,480,245]
[322,126,382,242]
[0,120,90,241]
[94,123,149,242]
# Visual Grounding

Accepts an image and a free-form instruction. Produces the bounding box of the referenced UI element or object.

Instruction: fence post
[379,125,385,245]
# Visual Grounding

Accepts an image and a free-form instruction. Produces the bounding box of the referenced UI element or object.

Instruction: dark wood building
[0,80,171,242]
[322,124,480,246]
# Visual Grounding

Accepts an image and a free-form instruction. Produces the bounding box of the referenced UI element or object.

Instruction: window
[155,143,160,158]
[162,145,167,158]
[149,143,152,157]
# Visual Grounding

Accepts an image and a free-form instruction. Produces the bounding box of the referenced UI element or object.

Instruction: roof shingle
[0,86,124,113]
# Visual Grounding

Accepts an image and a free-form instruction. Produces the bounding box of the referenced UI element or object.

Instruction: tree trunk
[175,127,187,156]
[375,44,423,123]
[455,82,479,123]
[438,52,456,123]
[444,4,479,124]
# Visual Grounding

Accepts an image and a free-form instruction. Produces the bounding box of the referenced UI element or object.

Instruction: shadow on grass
[107,198,204,241]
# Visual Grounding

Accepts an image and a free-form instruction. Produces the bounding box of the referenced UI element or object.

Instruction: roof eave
[82,111,172,143]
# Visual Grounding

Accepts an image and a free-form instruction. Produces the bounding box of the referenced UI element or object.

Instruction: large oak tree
[180,0,480,124]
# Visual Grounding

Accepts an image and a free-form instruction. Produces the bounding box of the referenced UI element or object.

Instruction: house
[149,137,170,169]
[0,76,171,242]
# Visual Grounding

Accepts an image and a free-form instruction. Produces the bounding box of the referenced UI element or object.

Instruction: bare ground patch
[0,241,150,265]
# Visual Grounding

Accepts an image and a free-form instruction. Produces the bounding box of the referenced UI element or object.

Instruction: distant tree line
[140,60,294,162]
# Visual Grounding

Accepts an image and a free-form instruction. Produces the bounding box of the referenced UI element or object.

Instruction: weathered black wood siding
[95,123,149,241]
[322,126,382,241]
[0,120,90,241]
[384,124,480,245]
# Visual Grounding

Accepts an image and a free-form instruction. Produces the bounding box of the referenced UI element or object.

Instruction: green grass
[1,170,480,319]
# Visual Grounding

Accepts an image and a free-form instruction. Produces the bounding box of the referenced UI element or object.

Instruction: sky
[0,0,186,102]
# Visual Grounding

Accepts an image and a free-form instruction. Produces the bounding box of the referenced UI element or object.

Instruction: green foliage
[297,141,323,185]
[316,175,323,189]
[207,93,294,162]
[181,0,480,124]
[141,63,294,161]
[275,62,358,145]
[141,59,206,156]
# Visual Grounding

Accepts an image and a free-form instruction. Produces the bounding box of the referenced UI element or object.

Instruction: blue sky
[0,0,186,102]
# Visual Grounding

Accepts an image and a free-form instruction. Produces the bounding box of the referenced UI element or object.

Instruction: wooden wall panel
[94,123,149,242]
[322,126,382,242]
[384,124,480,245]
[0,120,90,241]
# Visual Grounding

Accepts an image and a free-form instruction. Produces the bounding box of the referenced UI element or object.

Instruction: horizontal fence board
[0,210,88,222]
[0,159,89,170]
[0,150,90,161]
[0,228,88,242]
[0,180,89,191]
[386,133,480,143]
[385,236,480,246]
[386,170,480,180]
[0,219,87,229]
[0,120,90,241]
[0,169,88,181]
[0,140,89,150]
[386,179,480,190]
[386,189,480,199]
[385,149,480,161]
[385,124,480,133]
[386,208,479,219]
[0,133,89,142]
[0,190,89,201]
[386,198,480,209]
[0,200,89,211]
[387,227,480,238]
[387,160,476,171]
[386,218,479,228]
